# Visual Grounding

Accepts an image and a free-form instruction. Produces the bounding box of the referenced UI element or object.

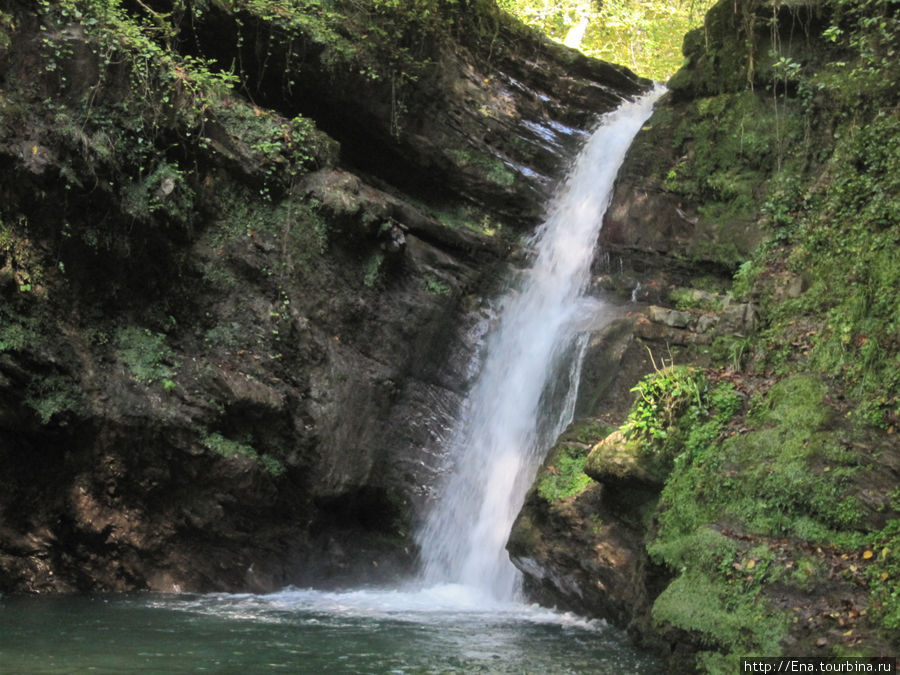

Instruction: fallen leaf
[863,550,874,560]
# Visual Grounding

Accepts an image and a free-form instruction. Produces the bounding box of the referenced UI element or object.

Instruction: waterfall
[416,86,665,601]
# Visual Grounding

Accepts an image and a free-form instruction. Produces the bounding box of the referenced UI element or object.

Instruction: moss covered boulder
[584,429,670,487]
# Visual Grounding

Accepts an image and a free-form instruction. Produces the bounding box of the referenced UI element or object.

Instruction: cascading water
[1,87,669,675]
[417,85,665,601]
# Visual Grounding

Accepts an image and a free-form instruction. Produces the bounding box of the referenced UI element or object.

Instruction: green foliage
[624,365,704,451]
[730,259,761,301]
[423,274,451,296]
[651,569,791,662]
[116,325,177,385]
[709,335,751,372]
[0,10,13,50]
[29,0,336,267]
[203,106,325,200]
[865,520,900,630]
[202,186,328,287]
[120,161,195,224]
[428,203,501,237]
[620,0,900,663]
[201,432,286,476]
[656,375,866,548]
[25,373,82,424]
[447,148,516,188]
[668,288,723,312]
[38,0,237,124]
[821,0,900,106]
[654,0,899,428]
[668,92,799,204]
[219,0,511,136]
[642,375,881,666]
[497,0,715,80]
[537,445,593,502]
[363,251,385,287]
[754,109,900,426]
[0,308,41,354]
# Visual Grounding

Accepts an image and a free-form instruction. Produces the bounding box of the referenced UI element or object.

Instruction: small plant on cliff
[202,432,286,476]
[116,326,178,385]
[25,373,83,424]
[623,364,704,452]
[423,274,451,296]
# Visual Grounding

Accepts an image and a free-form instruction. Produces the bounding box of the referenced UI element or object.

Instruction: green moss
[423,274,451,296]
[446,148,516,188]
[656,375,866,546]
[866,520,900,631]
[201,432,285,476]
[584,429,669,486]
[429,203,502,237]
[363,251,385,288]
[537,444,592,502]
[652,571,791,657]
[750,374,829,428]
[766,111,900,426]
[634,0,900,664]
[636,370,890,666]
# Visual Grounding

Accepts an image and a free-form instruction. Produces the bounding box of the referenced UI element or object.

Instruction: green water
[0,586,662,673]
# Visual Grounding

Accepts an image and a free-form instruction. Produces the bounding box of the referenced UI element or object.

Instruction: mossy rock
[536,442,593,503]
[584,429,670,487]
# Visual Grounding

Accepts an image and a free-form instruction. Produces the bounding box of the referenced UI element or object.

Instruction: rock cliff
[0,0,647,593]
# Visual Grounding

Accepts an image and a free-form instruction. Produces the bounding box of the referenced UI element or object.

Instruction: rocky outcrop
[597,0,830,276]
[508,294,747,636]
[0,1,648,593]
[509,0,900,668]
[508,419,667,628]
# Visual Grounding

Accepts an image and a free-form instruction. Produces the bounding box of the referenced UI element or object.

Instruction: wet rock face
[0,3,646,593]
[188,4,648,231]
[509,290,760,624]
[508,482,655,625]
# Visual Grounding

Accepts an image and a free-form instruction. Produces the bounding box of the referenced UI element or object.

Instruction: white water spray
[417,86,665,601]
